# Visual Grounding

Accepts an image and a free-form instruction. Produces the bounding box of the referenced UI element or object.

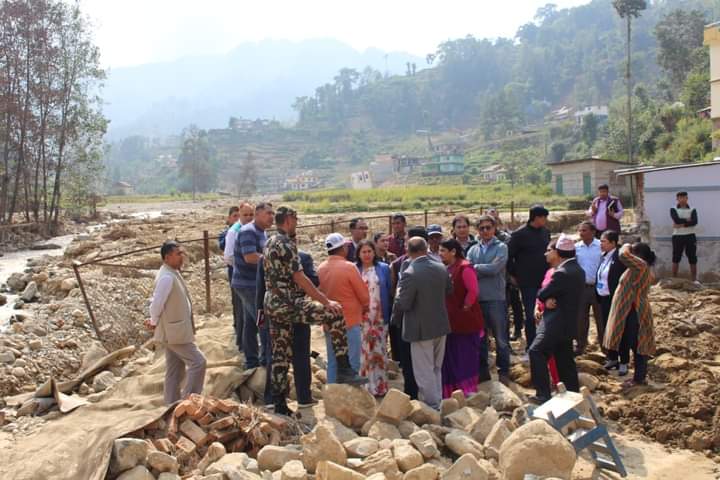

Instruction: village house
[549,157,631,197]
[284,171,321,191]
[350,171,372,190]
[421,142,464,176]
[704,22,720,146]
[479,164,507,183]
[574,105,609,126]
[110,181,134,196]
[615,161,720,281]
[368,154,394,185]
[392,155,424,175]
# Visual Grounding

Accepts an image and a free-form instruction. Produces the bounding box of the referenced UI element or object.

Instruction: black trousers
[619,310,648,382]
[507,284,524,336]
[389,323,418,399]
[263,323,313,404]
[529,327,580,400]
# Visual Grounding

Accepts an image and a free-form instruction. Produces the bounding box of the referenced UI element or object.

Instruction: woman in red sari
[439,239,484,398]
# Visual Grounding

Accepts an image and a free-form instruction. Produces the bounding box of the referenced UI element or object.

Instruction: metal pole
[203,230,211,313]
[72,261,103,342]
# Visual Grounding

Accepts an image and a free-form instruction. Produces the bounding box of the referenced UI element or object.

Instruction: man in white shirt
[146,241,207,404]
[426,224,444,262]
[574,221,603,355]
[223,202,254,351]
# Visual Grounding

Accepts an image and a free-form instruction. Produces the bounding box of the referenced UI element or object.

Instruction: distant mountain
[102,38,424,139]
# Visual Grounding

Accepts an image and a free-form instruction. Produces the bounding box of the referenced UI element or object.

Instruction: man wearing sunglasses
[466,215,511,385]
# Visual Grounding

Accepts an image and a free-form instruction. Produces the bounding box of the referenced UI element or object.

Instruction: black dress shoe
[527,395,550,405]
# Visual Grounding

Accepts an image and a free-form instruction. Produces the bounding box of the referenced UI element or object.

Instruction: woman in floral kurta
[356,241,390,396]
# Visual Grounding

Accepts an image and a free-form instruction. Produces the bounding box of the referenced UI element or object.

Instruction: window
[583,172,591,195]
[556,175,563,194]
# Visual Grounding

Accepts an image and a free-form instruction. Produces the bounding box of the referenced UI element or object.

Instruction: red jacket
[445,260,484,334]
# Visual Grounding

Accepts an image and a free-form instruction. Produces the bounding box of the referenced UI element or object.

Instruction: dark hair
[579,220,597,232]
[228,206,240,216]
[452,214,471,229]
[440,239,464,259]
[408,226,428,241]
[328,246,344,256]
[349,217,365,229]
[598,184,609,191]
[407,237,428,254]
[631,242,656,266]
[274,205,296,225]
[355,240,380,268]
[476,215,496,227]
[676,191,688,197]
[160,240,180,259]
[601,230,619,244]
[529,204,549,221]
[373,232,386,243]
[392,213,406,223]
[256,202,273,213]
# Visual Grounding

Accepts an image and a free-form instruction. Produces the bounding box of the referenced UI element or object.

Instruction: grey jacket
[466,237,508,302]
[392,256,452,342]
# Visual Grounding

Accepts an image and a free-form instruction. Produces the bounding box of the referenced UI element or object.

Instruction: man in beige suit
[146,241,207,404]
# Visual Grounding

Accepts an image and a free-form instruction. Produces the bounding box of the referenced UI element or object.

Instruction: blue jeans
[520,287,539,350]
[480,300,511,376]
[325,324,361,383]
[235,286,270,369]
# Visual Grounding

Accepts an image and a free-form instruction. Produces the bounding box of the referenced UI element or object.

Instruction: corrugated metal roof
[615,161,720,176]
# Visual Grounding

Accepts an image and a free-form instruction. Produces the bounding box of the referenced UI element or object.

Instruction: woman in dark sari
[439,239,484,397]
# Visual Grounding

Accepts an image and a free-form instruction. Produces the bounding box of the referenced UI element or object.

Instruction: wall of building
[642,164,720,281]
[551,161,630,196]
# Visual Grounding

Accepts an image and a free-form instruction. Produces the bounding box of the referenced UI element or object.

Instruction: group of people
[147,183,687,413]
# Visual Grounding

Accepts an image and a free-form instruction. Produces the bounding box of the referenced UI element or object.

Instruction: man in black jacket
[529,234,583,403]
[507,205,551,351]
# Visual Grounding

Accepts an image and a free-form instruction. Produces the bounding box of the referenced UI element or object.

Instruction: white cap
[325,233,346,253]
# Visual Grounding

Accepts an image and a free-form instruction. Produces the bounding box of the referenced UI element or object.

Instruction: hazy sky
[81,0,591,69]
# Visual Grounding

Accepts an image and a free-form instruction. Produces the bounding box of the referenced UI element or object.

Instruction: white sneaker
[693,280,703,288]
[618,364,628,376]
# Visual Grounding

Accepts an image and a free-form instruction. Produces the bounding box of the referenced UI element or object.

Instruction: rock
[357,449,402,480]
[28,339,42,350]
[110,438,149,475]
[344,437,379,458]
[147,451,179,473]
[317,417,359,443]
[7,272,27,291]
[409,430,440,459]
[575,359,606,376]
[0,294,6,306]
[398,420,419,438]
[117,466,154,480]
[465,391,490,410]
[368,421,402,441]
[445,430,485,460]
[20,281,38,302]
[408,400,441,426]
[441,454,488,480]
[366,475,388,480]
[451,390,465,408]
[0,351,15,364]
[301,425,347,473]
[499,419,576,480]
[653,353,690,370]
[198,442,227,473]
[445,407,481,431]
[158,473,181,480]
[393,444,423,472]
[483,419,512,459]
[440,398,459,417]
[280,460,307,480]
[578,373,600,392]
[510,407,527,430]
[60,277,79,292]
[324,384,377,429]
[206,453,251,476]
[316,460,366,480]
[258,445,302,472]
[477,381,522,412]
[688,432,713,451]
[470,407,499,443]
[403,463,438,480]
[32,272,49,283]
[377,388,413,425]
[92,370,116,392]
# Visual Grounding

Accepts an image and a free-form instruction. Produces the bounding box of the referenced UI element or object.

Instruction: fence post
[203,230,211,313]
[424,210,428,227]
[510,201,515,225]
[330,219,335,233]
[72,261,103,342]
[388,215,392,234]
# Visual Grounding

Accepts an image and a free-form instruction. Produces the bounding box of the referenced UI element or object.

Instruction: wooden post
[203,230,211,313]
[424,210,428,227]
[330,219,335,233]
[388,215,392,234]
[72,261,103,342]
[510,201,515,225]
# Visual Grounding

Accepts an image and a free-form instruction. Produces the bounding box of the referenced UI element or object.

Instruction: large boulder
[7,272,27,292]
[499,419,576,480]
[356,449,402,480]
[440,454,488,480]
[110,438,149,475]
[368,421,402,441]
[404,463,439,480]
[301,425,347,473]
[205,453,250,476]
[147,451,179,474]
[470,407,500,443]
[257,445,302,472]
[280,460,308,480]
[392,443,423,472]
[316,461,366,480]
[409,430,440,459]
[466,391,490,409]
[408,400,441,426]
[483,419,512,459]
[344,437,380,458]
[324,384,377,429]
[477,381,522,413]
[20,281,38,302]
[377,388,413,425]
[445,430,485,460]
[317,417,359,443]
[117,466,154,480]
[445,407,482,432]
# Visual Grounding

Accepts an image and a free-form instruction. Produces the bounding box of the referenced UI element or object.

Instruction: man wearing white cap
[318,233,370,383]
[528,233,584,403]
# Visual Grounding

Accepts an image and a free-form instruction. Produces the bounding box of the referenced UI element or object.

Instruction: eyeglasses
[478,225,493,231]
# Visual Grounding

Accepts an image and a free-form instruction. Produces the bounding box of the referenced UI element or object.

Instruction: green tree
[581,113,599,148]
[236,151,257,196]
[613,0,647,164]
[549,142,566,163]
[178,125,217,199]
[681,70,710,113]
[654,9,707,91]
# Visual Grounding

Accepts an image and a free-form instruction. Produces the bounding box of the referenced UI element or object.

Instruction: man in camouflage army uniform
[264,206,367,415]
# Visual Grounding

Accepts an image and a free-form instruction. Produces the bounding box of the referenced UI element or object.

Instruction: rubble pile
[106,383,579,480]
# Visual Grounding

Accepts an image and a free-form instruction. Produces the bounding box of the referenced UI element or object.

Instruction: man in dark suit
[392,237,452,409]
[529,234,584,403]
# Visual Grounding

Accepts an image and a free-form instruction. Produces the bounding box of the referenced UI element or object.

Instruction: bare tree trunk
[626,16,633,164]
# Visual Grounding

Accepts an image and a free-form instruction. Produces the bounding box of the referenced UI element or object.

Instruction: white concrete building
[616,161,720,281]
